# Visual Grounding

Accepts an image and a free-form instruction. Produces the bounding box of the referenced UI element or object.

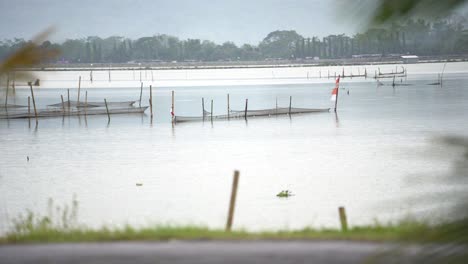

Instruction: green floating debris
[277,190,293,197]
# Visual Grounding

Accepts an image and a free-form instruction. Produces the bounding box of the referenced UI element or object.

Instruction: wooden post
[171,90,174,122]
[342,68,345,78]
[90,70,93,83]
[244,99,248,120]
[149,99,152,121]
[202,97,205,119]
[108,68,111,82]
[139,82,143,107]
[338,206,348,232]
[210,99,213,121]
[61,95,65,114]
[84,91,88,116]
[5,74,9,107]
[104,98,110,122]
[29,84,38,123]
[328,69,330,79]
[77,76,81,104]
[226,170,240,231]
[28,96,31,119]
[275,97,278,115]
[67,89,70,109]
[149,85,153,119]
[334,76,340,112]
[227,94,230,120]
[289,96,292,115]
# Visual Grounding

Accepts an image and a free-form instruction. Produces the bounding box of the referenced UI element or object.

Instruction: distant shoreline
[18,55,468,72]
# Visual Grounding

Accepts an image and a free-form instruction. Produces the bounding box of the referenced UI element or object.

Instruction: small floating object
[277,190,293,198]
[27,156,29,162]
[136,183,143,186]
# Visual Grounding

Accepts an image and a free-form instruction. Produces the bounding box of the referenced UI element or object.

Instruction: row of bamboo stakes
[225,170,348,232]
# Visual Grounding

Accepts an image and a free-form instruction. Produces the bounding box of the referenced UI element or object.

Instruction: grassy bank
[2,198,467,244]
[3,221,466,244]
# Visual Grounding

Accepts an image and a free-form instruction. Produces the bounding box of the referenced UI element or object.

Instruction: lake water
[1,62,467,233]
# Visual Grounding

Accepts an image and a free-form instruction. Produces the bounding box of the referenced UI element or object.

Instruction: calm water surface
[0,62,467,233]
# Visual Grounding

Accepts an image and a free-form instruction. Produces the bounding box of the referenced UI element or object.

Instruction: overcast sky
[0,0,374,44]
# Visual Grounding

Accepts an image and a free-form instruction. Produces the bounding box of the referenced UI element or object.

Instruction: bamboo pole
[104,98,110,122]
[29,84,38,124]
[5,74,9,107]
[61,95,65,114]
[202,97,205,119]
[244,99,248,120]
[210,99,213,121]
[338,206,348,232]
[275,97,278,115]
[108,68,111,82]
[77,76,81,104]
[67,89,70,109]
[139,82,143,107]
[227,94,230,120]
[226,170,240,231]
[289,96,292,115]
[149,99,152,121]
[84,91,88,116]
[171,90,174,122]
[28,97,30,119]
[149,85,153,119]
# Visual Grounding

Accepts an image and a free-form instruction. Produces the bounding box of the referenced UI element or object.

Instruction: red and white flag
[330,76,340,101]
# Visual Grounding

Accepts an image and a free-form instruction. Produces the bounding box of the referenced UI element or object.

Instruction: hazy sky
[0,0,371,44]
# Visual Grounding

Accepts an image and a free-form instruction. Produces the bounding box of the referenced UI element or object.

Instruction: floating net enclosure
[174,107,330,123]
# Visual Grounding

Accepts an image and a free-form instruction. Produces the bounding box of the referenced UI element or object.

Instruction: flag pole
[334,75,340,112]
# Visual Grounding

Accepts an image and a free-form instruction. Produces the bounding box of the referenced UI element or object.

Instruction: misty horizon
[0,0,374,45]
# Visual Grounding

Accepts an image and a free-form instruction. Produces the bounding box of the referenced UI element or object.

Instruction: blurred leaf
[372,0,467,24]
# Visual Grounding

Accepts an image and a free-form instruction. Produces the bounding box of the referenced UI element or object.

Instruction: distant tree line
[1,18,468,64]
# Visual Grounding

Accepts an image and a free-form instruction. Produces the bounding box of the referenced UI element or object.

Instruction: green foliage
[371,0,467,25]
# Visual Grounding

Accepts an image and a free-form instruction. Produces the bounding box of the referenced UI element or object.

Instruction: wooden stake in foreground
[226,170,240,231]
[338,206,348,232]
[104,98,110,123]
[29,84,38,123]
